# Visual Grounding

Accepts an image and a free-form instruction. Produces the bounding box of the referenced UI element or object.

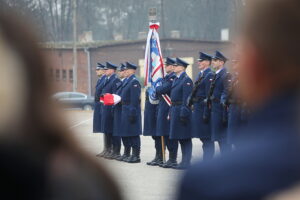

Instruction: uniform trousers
[152,136,178,154]
[200,138,215,161]
[122,136,141,149]
[105,133,121,149]
[178,139,192,162]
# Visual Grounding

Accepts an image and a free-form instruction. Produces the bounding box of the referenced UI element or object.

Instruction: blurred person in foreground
[178,0,300,199]
[0,9,122,200]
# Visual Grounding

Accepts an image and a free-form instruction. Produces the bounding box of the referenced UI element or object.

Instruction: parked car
[53,92,95,110]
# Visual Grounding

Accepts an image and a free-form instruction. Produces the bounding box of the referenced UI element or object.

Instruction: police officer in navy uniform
[144,85,159,165]
[227,58,244,148]
[208,51,231,155]
[188,52,215,161]
[113,64,131,161]
[101,62,121,159]
[120,62,142,163]
[170,58,193,170]
[94,63,107,157]
[155,57,179,168]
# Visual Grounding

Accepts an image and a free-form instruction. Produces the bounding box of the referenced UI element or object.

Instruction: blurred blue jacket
[178,91,300,200]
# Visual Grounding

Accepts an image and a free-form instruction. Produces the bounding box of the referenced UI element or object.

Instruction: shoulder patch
[187,82,191,86]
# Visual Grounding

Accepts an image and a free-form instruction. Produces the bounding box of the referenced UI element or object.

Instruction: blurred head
[237,0,300,107]
[198,60,211,71]
[117,70,125,79]
[0,9,122,200]
[124,69,136,77]
[0,32,28,134]
[95,69,104,77]
[173,65,185,74]
[104,68,115,76]
[165,64,174,74]
[212,59,225,70]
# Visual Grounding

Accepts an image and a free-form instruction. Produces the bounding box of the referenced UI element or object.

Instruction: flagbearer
[144,86,159,166]
[94,63,107,157]
[120,62,142,163]
[100,62,121,159]
[155,57,179,168]
[209,51,231,154]
[188,52,215,161]
[170,58,193,170]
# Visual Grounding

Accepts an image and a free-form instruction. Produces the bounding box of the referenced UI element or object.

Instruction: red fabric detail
[150,24,160,30]
[102,93,115,105]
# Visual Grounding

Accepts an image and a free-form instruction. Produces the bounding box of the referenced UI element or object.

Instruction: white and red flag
[144,22,171,106]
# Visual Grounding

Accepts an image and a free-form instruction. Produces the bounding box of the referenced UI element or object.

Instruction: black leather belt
[210,97,220,103]
[121,101,130,105]
[192,97,205,103]
[172,101,183,106]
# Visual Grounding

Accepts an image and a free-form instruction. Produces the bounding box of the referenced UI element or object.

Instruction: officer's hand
[203,116,209,124]
[129,116,136,124]
[180,117,188,126]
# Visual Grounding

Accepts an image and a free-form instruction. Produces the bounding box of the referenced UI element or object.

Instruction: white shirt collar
[176,71,184,78]
[216,68,223,74]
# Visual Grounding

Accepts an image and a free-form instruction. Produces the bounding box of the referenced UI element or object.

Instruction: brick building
[42,38,230,96]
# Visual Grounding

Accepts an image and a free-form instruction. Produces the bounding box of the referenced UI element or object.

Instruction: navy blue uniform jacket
[112,78,124,137]
[143,88,158,136]
[156,72,176,136]
[210,68,230,141]
[120,75,142,137]
[100,74,121,134]
[191,68,214,139]
[169,72,193,140]
[93,75,106,133]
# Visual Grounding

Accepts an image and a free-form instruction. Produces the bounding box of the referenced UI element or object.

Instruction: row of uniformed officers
[93,51,247,169]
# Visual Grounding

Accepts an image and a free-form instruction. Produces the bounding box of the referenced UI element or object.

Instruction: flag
[144,22,165,87]
[144,22,171,106]
[100,93,121,106]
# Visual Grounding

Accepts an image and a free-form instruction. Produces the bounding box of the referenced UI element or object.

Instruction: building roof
[40,38,230,50]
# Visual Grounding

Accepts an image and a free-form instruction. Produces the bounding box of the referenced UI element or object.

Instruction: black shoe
[127,147,141,163]
[96,150,107,157]
[147,152,159,166]
[111,152,121,160]
[172,162,190,170]
[146,157,158,166]
[103,148,113,159]
[161,159,178,168]
[127,155,141,163]
[117,147,131,162]
[122,155,132,162]
[161,152,178,168]
[105,151,115,160]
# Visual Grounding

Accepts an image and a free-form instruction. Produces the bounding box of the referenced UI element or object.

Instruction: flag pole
[147,8,166,163]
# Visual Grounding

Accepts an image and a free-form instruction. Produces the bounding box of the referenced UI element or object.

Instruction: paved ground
[64,110,210,200]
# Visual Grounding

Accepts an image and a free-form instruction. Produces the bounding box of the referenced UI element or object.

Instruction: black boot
[103,147,113,159]
[173,151,191,170]
[146,151,159,166]
[161,151,177,168]
[116,147,131,162]
[110,145,121,160]
[150,150,163,166]
[128,147,141,163]
[103,135,113,159]
[96,135,108,157]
